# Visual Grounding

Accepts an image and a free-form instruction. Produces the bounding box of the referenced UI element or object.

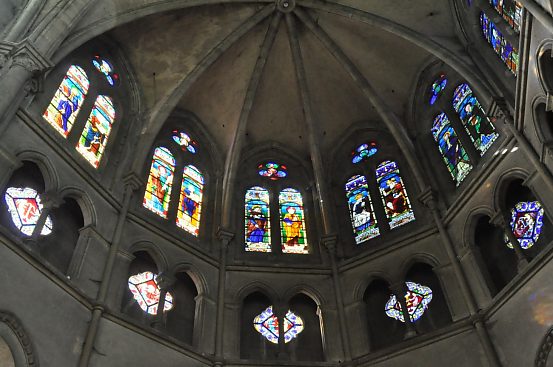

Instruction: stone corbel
[7,39,53,96]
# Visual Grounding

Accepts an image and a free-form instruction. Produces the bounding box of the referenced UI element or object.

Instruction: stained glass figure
[489,0,523,32]
[481,12,519,75]
[92,55,119,86]
[245,187,271,252]
[4,187,53,236]
[43,65,89,137]
[127,271,174,315]
[143,147,175,218]
[431,113,473,185]
[76,96,115,168]
[385,282,433,323]
[176,165,203,236]
[352,142,378,164]
[345,175,379,244]
[258,162,287,180]
[376,161,415,229]
[430,74,447,105]
[172,130,197,154]
[253,306,279,344]
[283,310,304,343]
[453,84,499,155]
[279,189,308,254]
[505,201,545,250]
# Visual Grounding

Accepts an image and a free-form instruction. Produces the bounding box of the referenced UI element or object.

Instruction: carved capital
[0,41,15,70]
[40,191,64,210]
[10,39,52,74]
[123,172,143,192]
[321,234,338,255]
[489,211,509,229]
[486,96,513,123]
[417,187,438,210]
[389,281,408,297]
[217,227,235,244]
[155,272,175,291]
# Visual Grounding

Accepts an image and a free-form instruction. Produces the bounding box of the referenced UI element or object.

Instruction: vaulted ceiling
[83,0,462,161]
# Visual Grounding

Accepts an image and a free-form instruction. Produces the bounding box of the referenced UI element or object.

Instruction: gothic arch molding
[14,151,59,193]
[536,325,553,367]
[462,205,496,250]
[398,252,442,281]
[0,311,38,367]
[233,281,280,306]
[57,186,97,228]
[169,262,210,298]
[492,168,532,212]
[353,272,394,303]
[126,241,169,273]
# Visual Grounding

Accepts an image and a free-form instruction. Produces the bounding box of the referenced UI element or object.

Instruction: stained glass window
[245,187,271,252]
[92,55,119,86]
[505,201,545,250]
[489,0,523,32]
[345,175,379,244]
[283,310,304,343]
[352,142,378,164]
[376,161,415,229]
[127,271,174,315]
[172,130,197,154]
[253,306,280,344]
[43,65,89,137]
[430,74,447,105]
[481,12,519,75]
[143,147,175,218]
[176,165,203,236]
[279,188,308,254]
[453,84,499,156]
[431,113,473,185]
[258,162,287,180]
[4,187,53,236]
[75,96,115,168]
[385,282,433,323]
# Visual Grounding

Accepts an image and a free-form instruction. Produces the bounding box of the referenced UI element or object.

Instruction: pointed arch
[143,147,176,218]
[176,164,204,236]
[279,188,308,254]
[245,186,271,252]
[453,83,499,155]
[43,65,89,137]
[431,113,473,185]
[76,95,116,168]
[345,174,379,244]
[375,160,415,229]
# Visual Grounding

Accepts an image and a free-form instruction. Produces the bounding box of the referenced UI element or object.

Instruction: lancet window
[143,130,206,238]
[344,144,416,245]
[42,54,122,169]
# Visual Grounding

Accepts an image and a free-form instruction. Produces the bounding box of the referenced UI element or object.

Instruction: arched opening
[405,263,451,334]
[534,103,553,144]
[287,293,324,362]
[0,336,15,367]
[363,278,404,350]
[474,215,517,296]
[165,271,198,345]
[538,48,553,95]
[501,179,552,260]
[121,251,160,325]
[240,292,277,360]
[39,198,84,274]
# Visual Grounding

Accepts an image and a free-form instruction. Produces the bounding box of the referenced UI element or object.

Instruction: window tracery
[488,0,523,32]
[430,74,447,105]
[127,271,174,315]
[4,187,53,236]
[279,188,309,254]
[505,201,545,250]
[385,282,433,323]
[376,161,415,229]
[345,174,379,244]
[92,55,119,86]
[253,306,304,344]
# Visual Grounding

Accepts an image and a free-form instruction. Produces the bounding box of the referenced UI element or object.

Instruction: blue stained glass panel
[375,161,415,229]
[505,201,545,250]
[385,282,433,323]
[345,175,379,243]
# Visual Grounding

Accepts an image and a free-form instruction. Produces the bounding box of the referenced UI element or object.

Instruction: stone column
[322,235,352,361]
[213,228,234,366]
[2,0,45,43]
[77,173,141,367]
[273,302,289,360]
[27,191,63,241]
[0,147,21,191]
[490,211,529,271]
[0,39,52,127]
[151,273,175,330]
[390,282,417,339]
[419,189,502,367]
